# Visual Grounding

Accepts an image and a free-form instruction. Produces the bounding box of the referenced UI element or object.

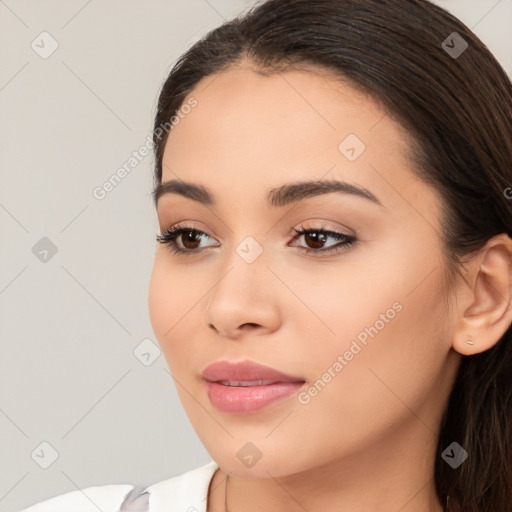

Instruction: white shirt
[19,460,219,512]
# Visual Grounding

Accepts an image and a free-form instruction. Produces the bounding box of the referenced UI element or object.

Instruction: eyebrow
[153,178,384,209]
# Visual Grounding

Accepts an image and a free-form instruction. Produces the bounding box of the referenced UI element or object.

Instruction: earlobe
[452,233,512,356]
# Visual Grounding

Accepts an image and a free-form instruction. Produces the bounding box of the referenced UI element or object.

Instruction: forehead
[166,64,393,152]
[160,64,428,214]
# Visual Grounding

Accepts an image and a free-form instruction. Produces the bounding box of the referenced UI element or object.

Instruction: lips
[202,360,304,385]
[202,360,306,414]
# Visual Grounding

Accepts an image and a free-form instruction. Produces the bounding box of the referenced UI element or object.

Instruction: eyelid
[288,219,355,238]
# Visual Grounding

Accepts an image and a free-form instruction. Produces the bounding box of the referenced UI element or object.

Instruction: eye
[156,224,218,256]
[156,223,357,257]
[289,224,357,255]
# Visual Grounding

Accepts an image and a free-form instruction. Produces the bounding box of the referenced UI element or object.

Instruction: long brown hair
[151,1,512,509]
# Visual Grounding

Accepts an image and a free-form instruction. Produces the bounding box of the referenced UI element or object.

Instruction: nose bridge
[204,233,279,334]
[212,234,268,303]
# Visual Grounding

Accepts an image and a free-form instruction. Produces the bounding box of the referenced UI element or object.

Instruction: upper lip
[202,360,305,384]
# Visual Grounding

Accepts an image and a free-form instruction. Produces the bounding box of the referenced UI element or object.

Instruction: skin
[148,62,512,512]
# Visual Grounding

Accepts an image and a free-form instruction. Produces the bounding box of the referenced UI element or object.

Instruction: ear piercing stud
[466,335,474,345]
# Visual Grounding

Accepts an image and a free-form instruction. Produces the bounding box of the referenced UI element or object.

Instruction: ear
[452,233,512,356]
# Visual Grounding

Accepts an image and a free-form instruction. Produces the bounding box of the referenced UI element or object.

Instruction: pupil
[306,232,325,249]
[183,231,200,248]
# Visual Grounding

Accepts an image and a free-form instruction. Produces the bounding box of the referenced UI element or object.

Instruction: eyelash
[156,223,357,257]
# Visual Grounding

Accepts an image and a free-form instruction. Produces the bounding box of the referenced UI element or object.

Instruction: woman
[20,0,512,511]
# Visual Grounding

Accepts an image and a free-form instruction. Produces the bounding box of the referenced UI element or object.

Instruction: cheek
[148,254,198,336]
[148,257,188,358]
[285,283,448,469]
[289,238,449,417]
[275,249,406,370]
[148,255,207,373]
[147,259,170,341]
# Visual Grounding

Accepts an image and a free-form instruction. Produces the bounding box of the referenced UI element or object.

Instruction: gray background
[0,1,510,510]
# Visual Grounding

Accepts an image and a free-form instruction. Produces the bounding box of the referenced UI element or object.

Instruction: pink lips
[202,360,306,414]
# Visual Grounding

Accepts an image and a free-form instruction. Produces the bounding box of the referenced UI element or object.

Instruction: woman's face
[148,64,461,478]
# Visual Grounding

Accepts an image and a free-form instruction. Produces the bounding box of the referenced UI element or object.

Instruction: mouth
[216,379,279,386]
[202,360,306,414]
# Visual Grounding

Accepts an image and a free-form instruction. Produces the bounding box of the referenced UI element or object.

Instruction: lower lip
[205,381,305,414]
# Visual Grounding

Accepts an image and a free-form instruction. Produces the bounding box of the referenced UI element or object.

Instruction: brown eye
[290,225,357,256]
[181,230,202,250]
[156,225,218,256]
[303,231,328,249]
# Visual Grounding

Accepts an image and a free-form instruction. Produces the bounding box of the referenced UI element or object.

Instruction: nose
[203,250,281,339]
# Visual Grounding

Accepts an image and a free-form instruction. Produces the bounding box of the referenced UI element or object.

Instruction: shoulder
[18,461,219,512]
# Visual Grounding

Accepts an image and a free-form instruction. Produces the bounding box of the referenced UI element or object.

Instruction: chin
[204,440,311,480]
